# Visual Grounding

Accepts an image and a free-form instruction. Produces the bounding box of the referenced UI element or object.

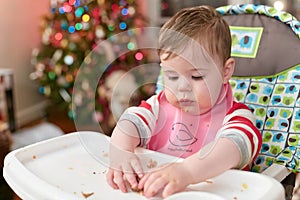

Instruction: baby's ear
[223,58,235,83]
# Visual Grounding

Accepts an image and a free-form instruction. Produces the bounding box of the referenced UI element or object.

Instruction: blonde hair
[158,5,231,65]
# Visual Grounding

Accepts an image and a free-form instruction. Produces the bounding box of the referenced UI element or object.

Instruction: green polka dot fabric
[217,4,300,173]
[229,65,300,173]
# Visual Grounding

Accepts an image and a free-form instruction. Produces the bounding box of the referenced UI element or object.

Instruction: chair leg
[281,172,296,200]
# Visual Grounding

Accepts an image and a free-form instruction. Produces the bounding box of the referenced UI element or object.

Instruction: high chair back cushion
[216,4,300,173]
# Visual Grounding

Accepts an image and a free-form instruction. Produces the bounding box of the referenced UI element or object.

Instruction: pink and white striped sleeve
[216,102,262,169]
[118,94,161,146]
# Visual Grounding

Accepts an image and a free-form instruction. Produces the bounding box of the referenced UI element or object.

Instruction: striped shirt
[119,83,262,169]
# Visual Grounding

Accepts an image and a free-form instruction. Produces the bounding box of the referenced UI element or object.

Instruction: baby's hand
[106,144,144,192]
[138,162,191,198]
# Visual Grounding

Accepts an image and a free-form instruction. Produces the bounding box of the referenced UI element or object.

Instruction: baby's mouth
[178,99,194,106]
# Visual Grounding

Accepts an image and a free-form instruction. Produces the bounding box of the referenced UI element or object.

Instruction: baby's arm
[138,102,262,198]
[106,94,161,192]
[110,120,141,151]
[139,137,240,198]
[106,120,142,192]
[185,137,241,182]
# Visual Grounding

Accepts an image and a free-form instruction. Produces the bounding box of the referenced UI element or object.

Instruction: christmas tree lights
[31,0,155,134]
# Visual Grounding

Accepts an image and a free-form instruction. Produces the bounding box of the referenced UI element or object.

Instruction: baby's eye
[168,76,179,81]
[191,75,203,80]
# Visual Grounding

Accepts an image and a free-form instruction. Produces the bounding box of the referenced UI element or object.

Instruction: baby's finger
[143,175,167,197]
[122,162,138,188]
[113,170,127,192]
[131,158,144,178]
[106,169,118,189]
[138,172,150,189]
[142,172,159,191]
[162,182,178,198]
[124,173,139,189]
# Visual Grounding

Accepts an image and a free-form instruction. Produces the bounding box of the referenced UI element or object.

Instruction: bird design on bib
[169,122,198,147]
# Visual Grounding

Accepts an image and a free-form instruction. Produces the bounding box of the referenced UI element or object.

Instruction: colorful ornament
[135,52,143,60]
[82,14,90,22]
[64,55,74,65]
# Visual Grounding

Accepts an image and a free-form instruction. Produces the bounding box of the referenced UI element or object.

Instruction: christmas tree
[30,0,156,134]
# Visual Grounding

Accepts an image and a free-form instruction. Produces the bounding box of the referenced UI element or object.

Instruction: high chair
[212,3,300,199]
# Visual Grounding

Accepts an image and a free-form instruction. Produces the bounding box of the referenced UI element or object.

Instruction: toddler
[106,5,262,198]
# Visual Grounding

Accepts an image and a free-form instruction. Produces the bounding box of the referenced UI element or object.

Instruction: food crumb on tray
[102,152,109,157]
[147,159,157,169]
[204,180,213,184]
[81,191,94,198]
[132,187,144,195]
[242,183,248,189]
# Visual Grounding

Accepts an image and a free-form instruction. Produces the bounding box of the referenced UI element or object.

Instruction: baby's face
[161,54,224,115]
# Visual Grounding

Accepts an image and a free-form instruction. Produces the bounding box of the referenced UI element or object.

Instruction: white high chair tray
[3,131,284,200]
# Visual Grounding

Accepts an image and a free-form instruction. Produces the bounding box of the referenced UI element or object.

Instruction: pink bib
[148,83,233,158]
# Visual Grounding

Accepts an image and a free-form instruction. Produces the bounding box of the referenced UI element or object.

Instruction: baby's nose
[178,77,191,91]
